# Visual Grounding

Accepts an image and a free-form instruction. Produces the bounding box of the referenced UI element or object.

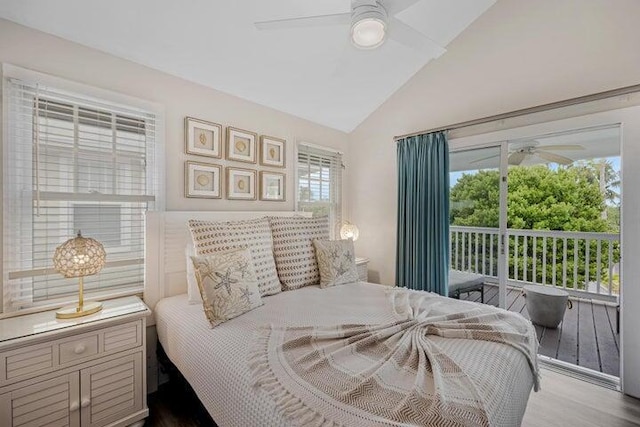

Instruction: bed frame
[143,211,310,316]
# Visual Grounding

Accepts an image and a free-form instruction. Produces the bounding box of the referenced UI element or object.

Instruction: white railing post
[524,236,528,283]
[514,235,519,281]
[596,239,602,294]
[562,238,568,289]
[608,240,614,296]
[573,238,578,290]
[542,237,547,286]
[533,236,537,284]
[490,234,494,276]
[585,239,590,291]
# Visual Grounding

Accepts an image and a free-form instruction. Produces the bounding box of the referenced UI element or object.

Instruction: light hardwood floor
[146,367,640,426]
[523,368,640,426]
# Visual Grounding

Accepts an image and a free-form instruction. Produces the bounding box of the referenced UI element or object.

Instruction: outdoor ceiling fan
[254,0,446,55]
[470,144,585,166]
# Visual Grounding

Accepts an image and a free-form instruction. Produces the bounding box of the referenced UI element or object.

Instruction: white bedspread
[154,283,535,426]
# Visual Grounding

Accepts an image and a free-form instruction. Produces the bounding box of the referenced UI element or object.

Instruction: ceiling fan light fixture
[351,17,386,49]
[350,3,387,49]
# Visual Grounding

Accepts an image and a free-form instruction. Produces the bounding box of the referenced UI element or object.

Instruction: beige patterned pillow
[269,216,329,290]
[191,248,263,327]
[313,239,359,288]
[189,218,281,296]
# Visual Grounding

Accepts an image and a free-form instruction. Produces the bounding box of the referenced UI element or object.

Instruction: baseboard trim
[538,355,620,391]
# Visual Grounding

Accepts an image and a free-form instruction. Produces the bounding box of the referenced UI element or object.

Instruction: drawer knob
[81,398,91,408]
[74,344,86,354]
[70,401,79,412]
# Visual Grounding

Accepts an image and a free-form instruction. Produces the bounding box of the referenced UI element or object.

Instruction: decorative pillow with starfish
[313,239,359,288]
[191,247,263,327]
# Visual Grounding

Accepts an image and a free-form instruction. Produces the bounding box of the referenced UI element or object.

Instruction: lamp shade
[53,231,106,278]
[340,222,360,241]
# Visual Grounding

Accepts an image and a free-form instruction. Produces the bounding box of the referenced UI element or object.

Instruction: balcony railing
[450,226,620,303]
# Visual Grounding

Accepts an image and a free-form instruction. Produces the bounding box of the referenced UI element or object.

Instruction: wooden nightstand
[356,257,370,282]
[0,296,150,427]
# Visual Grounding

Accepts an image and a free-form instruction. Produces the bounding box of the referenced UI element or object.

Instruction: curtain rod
[393,83,640,141]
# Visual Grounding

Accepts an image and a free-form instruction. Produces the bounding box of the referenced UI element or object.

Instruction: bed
[145,211,537,427]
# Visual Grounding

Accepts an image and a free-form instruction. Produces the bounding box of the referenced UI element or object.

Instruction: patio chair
[448,270,485,303]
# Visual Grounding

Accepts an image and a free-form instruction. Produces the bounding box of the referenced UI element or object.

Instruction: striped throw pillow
[188,217,281,296]
[269,216,330,291]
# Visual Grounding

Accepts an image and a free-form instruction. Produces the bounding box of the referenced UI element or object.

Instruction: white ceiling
[0,0,495,132]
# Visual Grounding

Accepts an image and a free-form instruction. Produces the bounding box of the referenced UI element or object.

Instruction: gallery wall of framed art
[183,116,287,202]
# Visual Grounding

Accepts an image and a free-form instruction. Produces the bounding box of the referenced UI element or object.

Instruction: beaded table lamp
[53,231,106,319]
[339,221,360,241]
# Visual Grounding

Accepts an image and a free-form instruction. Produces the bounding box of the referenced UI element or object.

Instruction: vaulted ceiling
[0,0,495,132]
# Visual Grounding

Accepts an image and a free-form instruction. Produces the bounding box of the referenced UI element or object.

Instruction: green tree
[450,165,608,232]
[450,164,619,290]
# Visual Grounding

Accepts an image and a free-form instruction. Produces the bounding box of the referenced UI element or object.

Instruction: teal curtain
[396,131,450,295]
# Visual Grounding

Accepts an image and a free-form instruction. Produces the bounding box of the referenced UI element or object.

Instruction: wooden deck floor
[459,284,620,377]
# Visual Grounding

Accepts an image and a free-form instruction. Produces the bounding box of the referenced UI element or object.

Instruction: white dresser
[0,296,150,427]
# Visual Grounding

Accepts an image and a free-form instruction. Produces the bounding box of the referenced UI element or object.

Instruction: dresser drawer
[5,343,55,380]
[59,334,99,364]
[103,321,142,353]
[1,319,143,386]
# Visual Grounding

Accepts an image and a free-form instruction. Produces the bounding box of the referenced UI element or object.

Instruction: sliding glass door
[449,125,621,379]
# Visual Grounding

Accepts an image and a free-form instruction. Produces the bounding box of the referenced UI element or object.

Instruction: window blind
[3,78,159,312]
[296,144,342,235]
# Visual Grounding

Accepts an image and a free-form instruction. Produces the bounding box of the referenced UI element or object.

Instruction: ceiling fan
[470,144,585,166]
[254,0,446,56]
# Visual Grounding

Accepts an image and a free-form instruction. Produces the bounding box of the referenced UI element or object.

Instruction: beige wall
[0,18,349,213]
[348,0,640,286]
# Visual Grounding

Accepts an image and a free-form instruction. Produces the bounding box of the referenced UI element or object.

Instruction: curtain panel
[396,131,450,295]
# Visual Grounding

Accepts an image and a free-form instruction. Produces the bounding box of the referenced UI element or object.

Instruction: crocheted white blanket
[249,288,539,427]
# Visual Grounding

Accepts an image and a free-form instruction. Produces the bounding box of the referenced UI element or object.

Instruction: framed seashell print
[259,171,286,201]
[226,167,257,200]
[185,161,222,198]
[185,117,222,158]
[226,127,257,164]
[260,135,286,168]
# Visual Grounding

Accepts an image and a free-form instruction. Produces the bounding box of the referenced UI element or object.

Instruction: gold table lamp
[53,231,106,319]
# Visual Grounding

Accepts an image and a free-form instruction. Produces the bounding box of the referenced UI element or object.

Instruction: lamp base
[56,301,103,319]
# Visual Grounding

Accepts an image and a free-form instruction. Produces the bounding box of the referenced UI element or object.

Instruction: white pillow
[186,244,202,304]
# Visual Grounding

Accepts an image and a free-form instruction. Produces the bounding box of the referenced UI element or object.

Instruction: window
[2,77,160,312]
[296,143,343,234]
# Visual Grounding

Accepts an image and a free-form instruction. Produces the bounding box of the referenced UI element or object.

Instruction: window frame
[1,64,165,316]
[295,141,343,236]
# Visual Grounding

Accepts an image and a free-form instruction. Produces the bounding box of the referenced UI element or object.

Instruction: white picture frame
[185,161,222,199]
[260,135,286,168]
[226,167,257,200]
[226,127,257,164]
[185,117,222,158]
[259,171,286,201]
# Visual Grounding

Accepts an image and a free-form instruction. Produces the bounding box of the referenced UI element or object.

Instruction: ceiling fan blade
[536,151,574,165]
[469,154,500,165]
[508,151,527,166]
[535,144,585,151]
[387,17,446,57]
[255,13,351,30]
[384,0,423,15]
